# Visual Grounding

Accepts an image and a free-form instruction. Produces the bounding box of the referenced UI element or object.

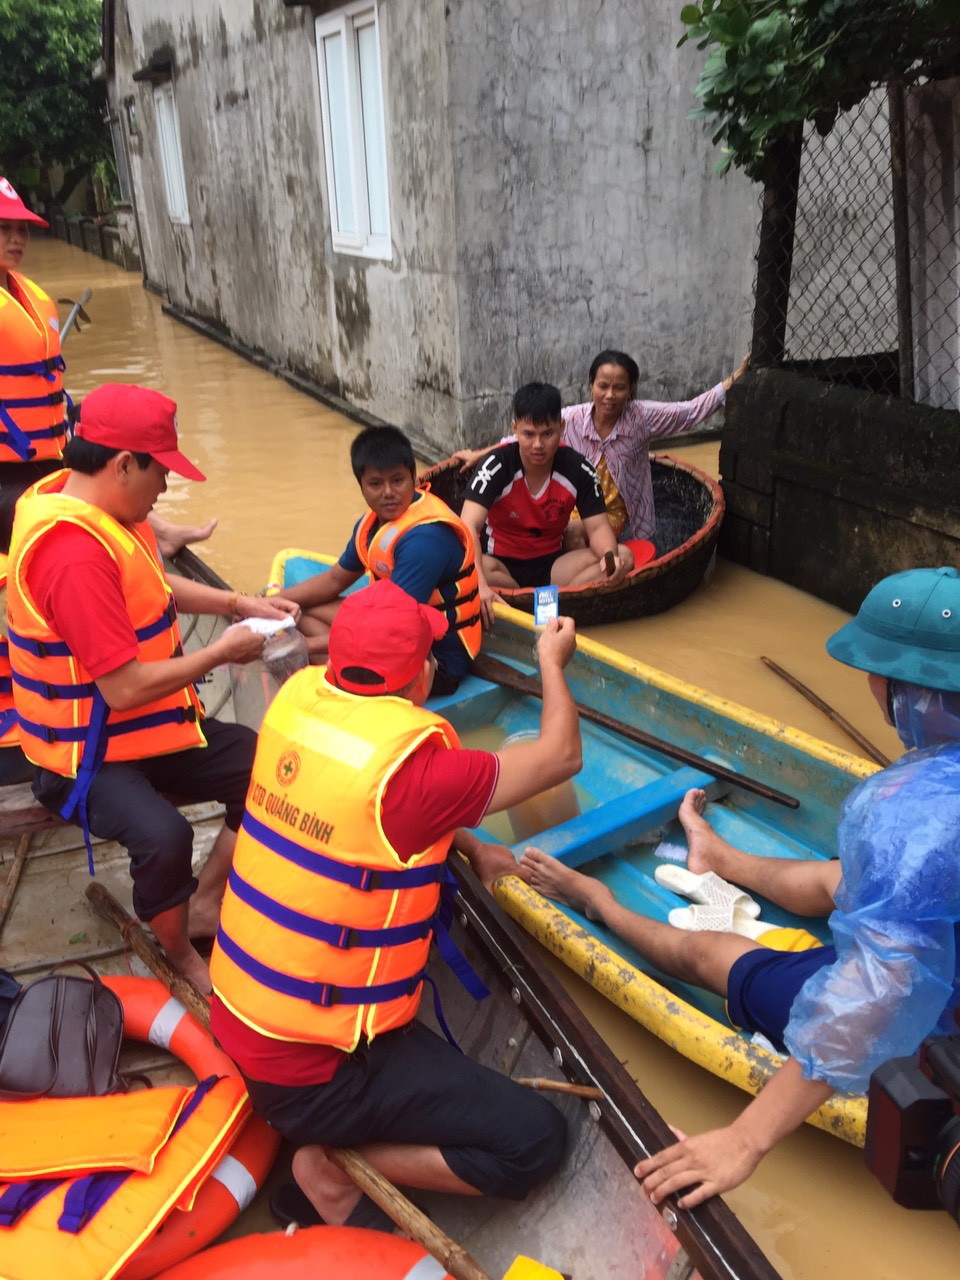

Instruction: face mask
[889,681,960,751]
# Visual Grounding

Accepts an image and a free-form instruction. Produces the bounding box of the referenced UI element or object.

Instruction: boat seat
[0,781,199,841]
[510,765,719,868]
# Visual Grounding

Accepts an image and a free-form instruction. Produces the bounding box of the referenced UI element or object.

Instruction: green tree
[679,0,960,178]
[0,0,110,199]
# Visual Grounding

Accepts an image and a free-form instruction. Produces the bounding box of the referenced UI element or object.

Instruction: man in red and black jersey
[461,383,634,626]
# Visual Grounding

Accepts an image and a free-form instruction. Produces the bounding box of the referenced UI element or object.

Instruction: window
[153,83,189,224]
[315,3,391,258]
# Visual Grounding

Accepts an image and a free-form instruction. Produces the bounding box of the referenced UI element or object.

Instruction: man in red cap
[0,176,215,555]
[6,381,301,991]
[209,578,581,1232]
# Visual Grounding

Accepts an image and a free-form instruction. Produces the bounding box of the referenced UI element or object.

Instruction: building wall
[112,0,756,451]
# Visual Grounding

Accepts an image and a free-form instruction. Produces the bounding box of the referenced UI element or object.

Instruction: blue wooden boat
[271,548,874,1146]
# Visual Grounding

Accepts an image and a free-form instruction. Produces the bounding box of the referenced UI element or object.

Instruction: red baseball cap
[0,178,48,227]
[328,579,448,695]
[77,383,206,481]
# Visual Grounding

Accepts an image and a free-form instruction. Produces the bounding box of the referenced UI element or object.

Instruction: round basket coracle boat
[417,452,724,626]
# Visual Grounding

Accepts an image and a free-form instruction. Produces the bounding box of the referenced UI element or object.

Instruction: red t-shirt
[25,523,145,676]
[209,740,499,1084]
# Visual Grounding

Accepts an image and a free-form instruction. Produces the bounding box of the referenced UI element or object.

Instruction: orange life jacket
[0,1085,193,1180]
[211,667,460,1050]
[0,271,67,462]
[0,553,19,748]
[0,1074,250,1280]
[355,489,482,659]
[6,471,205,778]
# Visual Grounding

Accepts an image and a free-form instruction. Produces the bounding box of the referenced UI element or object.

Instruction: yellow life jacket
[6,471,205,778]
[0,271,67,463]
[0,553,19,748]
[0,1085,193,1180]
[355,489,482,659]
[0,1074,250,1280]
[211,668,460,1050]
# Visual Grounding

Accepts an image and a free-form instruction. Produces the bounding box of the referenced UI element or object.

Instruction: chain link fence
[752,76,960,412]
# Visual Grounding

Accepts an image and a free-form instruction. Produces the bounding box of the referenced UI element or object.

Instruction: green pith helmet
[826,567,960,692]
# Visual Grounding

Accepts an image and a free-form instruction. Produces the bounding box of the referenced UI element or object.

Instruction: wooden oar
[59,287,92,345]
[0,833,32,941]
[760,656,891,767]
[473,653,800,809]
[84,883,501,1280]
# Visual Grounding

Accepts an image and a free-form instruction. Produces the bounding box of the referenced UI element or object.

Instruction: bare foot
[678,789,723,876]
[464,840,519,892]
[518,847,615,922]
[291,1145,362,1226]
[151,514,218,559]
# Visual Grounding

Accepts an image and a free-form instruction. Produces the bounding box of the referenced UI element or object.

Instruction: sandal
[269,1180,396,1233]
[654,864,760,917]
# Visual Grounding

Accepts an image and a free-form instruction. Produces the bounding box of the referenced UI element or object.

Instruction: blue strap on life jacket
[59,686,111,876]
[0,356,65,380]
[0,404,37,461]
[225,864,434,949]
[240,809,444,891]
[215,926,425,1009]
[0,708,18,738]
[8,604,175,663]
[432,864,490,1005]
[57,1076,221,1234]
[0,1177,64,1226]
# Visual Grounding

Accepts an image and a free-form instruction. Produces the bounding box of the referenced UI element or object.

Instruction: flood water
[23,237,958,1276]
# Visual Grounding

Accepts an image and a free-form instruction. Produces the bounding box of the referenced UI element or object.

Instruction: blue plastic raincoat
[785,683,960,1093]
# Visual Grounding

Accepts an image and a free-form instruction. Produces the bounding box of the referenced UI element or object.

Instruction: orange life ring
[151,1225,455,1279]
[101,975,280,1280]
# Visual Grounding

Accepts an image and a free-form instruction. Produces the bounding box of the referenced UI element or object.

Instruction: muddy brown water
[16,237,958,1275]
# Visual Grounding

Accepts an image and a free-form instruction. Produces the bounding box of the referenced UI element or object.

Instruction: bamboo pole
[516,1077,604,1099]
[0,833,32,940]
[760,657,891,766]
[84,882,497,1280]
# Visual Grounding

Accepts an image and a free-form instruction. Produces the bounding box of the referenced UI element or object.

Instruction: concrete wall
[111,0,756,451]
[720,368,960,613]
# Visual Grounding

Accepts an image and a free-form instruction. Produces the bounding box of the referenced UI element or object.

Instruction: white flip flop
[667,904,768,940]
[654,864,761,918]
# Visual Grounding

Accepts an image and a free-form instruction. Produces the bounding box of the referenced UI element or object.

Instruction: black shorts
[241,1020,566,1200]
[32,718,256,920]
[495,551,561,589]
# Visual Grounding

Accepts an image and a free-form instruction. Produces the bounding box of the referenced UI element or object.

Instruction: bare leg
[518,848,758,996]
[291,1141,481,1227]
[679,789,840,917]
[149,901,211,993]
[481,555,521,589]
[550,542,635,587]
[149,513,218,559]
[187,823,236,938]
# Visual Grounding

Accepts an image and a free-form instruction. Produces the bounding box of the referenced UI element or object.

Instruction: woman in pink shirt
[457,349,749,543]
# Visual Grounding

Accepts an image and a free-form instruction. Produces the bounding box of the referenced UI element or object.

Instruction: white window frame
[153,82,190,225]
[314,2,392,259]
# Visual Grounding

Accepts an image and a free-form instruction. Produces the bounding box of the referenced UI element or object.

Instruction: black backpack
[0,961,123,1098]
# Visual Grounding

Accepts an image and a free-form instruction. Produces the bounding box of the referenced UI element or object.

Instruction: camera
[865,1033,960,1221]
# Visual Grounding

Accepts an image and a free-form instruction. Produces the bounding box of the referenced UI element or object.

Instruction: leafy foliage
[679,0,960,178]
[0,0,110,196]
